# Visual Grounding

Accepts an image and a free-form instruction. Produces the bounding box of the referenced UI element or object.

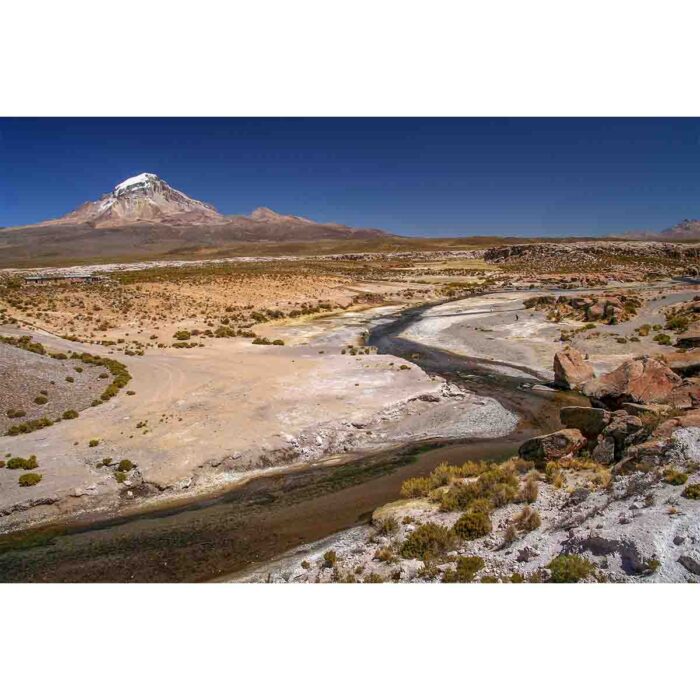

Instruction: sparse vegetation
[400,523,455,560]
[18,472,42,487]
[548,554,595,583]
[442,556,484,582]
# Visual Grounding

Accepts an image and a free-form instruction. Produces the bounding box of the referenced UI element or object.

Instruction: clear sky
[1,117,700,236]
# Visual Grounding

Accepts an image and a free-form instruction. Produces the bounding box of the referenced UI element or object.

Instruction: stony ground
[0,343,109,434]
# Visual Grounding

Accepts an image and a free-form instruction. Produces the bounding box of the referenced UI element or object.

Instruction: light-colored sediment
[0,306,516,533]
[401,284,700,379]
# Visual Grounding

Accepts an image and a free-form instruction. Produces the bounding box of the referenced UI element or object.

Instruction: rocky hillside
[244,346,700,583]
[485,241,700,276]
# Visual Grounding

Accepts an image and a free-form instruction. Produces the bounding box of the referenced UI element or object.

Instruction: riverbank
[0,300,518,537]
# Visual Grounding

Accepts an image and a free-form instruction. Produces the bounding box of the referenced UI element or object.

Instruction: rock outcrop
[583,357,682,409]
[663,350,700,376]
[553,347,595,390]
[518,428,586,465]
[560,406,610,438]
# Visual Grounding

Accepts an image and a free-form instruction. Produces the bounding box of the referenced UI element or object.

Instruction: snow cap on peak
[114,173,160,195]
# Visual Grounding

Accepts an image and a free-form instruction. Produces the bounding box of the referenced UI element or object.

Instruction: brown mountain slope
[0,173,397,265]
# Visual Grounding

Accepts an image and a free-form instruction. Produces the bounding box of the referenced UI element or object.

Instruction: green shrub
[653,333,672,346]
[62,409,79,420]
[681,483,700,500]
[88,439,100,448]
[114,471,128,483]
[548,554,595,583]
[442,556,484,583]
[376,516,398,536]
[6,455,38,470]
[33,395,48,405]
[117,459,135,472]
[323,550,337,568]
[6,417,53,435]
[666,315,689,333]
[173,330,191,340]
[363,573,384,583]
[453,510,492,540]
[19,472,42,487]
[400,523,455,560]
[400,476,433,498]
[663,469,688,485]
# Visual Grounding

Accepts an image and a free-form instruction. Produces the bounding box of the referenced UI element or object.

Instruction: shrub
[33,395,48,405]
[400,523,455,560]
[173,330,191,340]
[6,455,38,470]
[666,315,689,333]
[653,333,672,346]
[115,471,128,483]
[19,472,42,487]
[65,376,75,383]
[376,516,398,536]
[88,439,100,448]
[400,476,433,499]
[548,554,595,583]
[62,409,79,420]
[520,474,539,503]
[117,459,135,472]
[453,510,492,540]
[6,417,53,435]
[503,524,518,546]
[514,506,541,532]
[681,483,700,500]
[442,556,484,583]
[323,550,337,568]
[6,408,26,419]
[663,469,688,486]
[363,573,384,583]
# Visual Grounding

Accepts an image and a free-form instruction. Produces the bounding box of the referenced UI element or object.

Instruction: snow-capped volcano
[47,173,224,227]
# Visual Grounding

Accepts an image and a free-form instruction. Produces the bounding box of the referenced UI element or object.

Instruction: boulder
[603,411,645,460]
[676,321,700,348]
[560,406,610,438]
[621,402,669,417]
[653,408,700,438]
[553,347,595,390]
[586,302,606,321]
[582,356,682,409]
[592,434,616,465]
[668,378,700,410]
[519,428,586,465]
[662,350,700,377]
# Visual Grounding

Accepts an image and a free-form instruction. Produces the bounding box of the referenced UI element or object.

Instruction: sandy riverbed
[0,304,516,533]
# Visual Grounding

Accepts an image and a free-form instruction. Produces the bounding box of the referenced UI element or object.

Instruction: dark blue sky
[2,117,700,236]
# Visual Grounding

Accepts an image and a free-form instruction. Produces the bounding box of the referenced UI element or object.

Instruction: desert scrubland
[2,240,700,582]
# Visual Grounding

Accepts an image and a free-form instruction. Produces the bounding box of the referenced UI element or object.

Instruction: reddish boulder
[553,347,595,390]
[519,428,586,465]
[560,406,610,438]
[663,350,700,377]
[676,322,700,348]
[653,408,700,438]
[582,357,682,409]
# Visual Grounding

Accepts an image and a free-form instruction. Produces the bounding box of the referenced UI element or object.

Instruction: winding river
[0,299,586,582]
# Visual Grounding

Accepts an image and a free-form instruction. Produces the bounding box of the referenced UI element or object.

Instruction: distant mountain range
[0,173,396,265]
[24,172,391,239]
[615,219,700,241]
